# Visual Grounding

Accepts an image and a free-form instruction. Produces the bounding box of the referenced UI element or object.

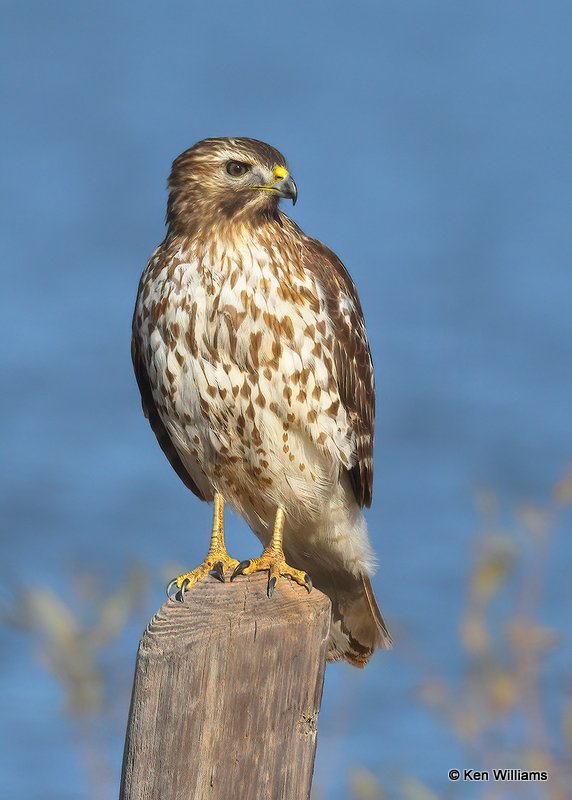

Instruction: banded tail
[321,572,392,667]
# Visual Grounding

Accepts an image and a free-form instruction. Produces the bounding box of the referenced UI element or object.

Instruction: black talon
[267,576,277,598]
[175,577,190,602]
[304,574,313,593]
[209,561,226,583]
[166,578,178,600]
[230,560,251,581]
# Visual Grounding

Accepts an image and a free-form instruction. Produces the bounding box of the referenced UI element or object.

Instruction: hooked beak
[256,165,298,205]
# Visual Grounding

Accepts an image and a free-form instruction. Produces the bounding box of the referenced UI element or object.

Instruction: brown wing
[131,328,206,501]
[303,236,375,508]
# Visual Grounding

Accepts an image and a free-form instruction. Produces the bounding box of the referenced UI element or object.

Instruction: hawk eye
[226,160,251,178]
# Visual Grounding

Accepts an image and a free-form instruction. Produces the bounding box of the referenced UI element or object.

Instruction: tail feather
[323,573,392,667]
[361,575,392,649]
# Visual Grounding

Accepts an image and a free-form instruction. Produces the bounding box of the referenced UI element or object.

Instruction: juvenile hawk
[132,137,391,665]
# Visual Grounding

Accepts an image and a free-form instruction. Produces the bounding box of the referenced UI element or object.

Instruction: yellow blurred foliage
[553,472,572,506]
[399,777,439,800]
[563,701,572,748]
[486,669,519,713]
[507,620,559,653]
[469,543,515,605]
[461,610,490,656]
[350,766,386,800]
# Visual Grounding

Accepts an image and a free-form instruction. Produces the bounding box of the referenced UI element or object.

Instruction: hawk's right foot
[166,493,239,602]
[167,550,239,601]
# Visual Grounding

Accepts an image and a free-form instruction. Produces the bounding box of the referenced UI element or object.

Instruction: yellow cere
[273,166,289,181]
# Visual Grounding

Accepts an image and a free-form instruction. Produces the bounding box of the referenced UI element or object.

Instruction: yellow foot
[167,550,240,601]
[231,552,312,598]
[231,508,312,597]
[166,492,239,601]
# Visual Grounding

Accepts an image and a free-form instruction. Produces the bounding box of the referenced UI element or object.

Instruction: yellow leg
[230,507,312,597]
[167,493,239,601]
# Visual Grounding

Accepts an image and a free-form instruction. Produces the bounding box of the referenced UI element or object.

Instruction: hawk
[132,137,391,665]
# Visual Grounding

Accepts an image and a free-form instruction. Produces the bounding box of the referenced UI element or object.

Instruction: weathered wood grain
[119,573,331,800]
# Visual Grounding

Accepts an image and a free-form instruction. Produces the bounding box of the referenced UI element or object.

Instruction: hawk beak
[271,166,298,205]
[253,166,298,205]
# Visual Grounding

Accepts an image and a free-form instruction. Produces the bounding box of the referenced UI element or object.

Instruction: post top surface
[141,573,331,655]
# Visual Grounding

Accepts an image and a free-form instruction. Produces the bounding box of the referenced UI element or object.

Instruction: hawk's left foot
[230,507,312,597]
[231,554,311,598]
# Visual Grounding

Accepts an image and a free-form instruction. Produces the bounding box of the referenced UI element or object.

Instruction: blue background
[1,1,571,798]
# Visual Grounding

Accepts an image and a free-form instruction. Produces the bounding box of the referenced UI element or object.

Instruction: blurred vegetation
[1,564,150,800]
[347,472,572,800]
[2,475,571,799]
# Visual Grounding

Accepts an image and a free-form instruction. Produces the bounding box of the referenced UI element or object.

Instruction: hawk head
[166,137,297,232]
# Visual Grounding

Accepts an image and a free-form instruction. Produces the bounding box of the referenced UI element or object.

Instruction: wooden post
[119,572,331,800]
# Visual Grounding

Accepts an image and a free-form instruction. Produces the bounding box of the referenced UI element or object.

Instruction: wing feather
[303,236,375,507]
[131,328,206,501]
